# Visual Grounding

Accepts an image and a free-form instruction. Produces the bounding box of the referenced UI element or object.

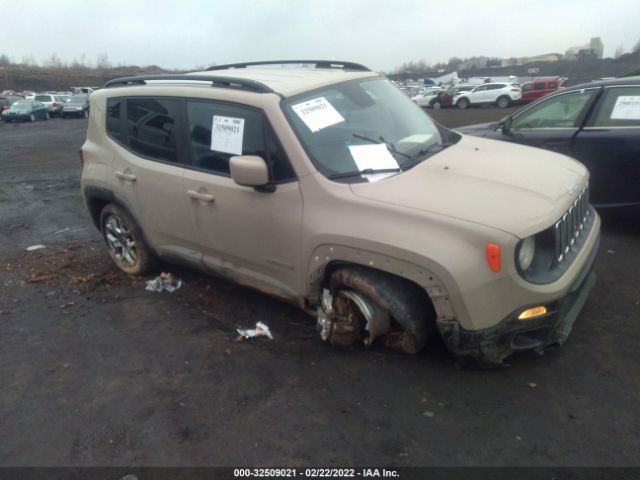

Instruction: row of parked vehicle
[411,78,594,110]
[0,90,90,122]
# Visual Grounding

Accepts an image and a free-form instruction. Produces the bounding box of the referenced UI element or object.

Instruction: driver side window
[511,90,596,129]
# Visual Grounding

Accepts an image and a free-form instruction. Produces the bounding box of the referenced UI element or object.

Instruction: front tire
[44,112,50,120]
[100,204,157,275]
[432,101,442,110]
[497,96,510,108]
[327,266,435,354]
[29,113,35,122]
[457,98,469,109]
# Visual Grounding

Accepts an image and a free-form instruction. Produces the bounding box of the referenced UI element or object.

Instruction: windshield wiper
[352,133,411,160]
[328,167,401,180]
[401,141,454,170]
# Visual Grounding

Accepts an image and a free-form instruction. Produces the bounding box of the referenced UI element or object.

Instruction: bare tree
[96,53,111,71]
[21,54,38,67]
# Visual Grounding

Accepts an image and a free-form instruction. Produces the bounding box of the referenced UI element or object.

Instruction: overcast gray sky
[1,0,639,71]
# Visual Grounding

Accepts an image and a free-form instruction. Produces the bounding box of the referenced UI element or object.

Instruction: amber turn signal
[518,306,548,320]
[485,243,501,272]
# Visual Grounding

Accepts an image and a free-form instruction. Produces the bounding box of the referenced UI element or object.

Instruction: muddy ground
[0,110,638,467]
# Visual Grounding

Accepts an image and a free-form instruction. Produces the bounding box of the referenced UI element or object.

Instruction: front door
[181,99,303,301]
[500,87,601,155]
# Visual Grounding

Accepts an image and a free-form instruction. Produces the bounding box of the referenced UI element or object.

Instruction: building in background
[565,37,604,60]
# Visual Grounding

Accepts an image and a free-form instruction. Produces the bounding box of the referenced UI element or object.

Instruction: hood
[455,122,500,136]
[350,135,588,238]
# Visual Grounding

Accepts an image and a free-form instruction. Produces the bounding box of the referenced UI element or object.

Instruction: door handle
[115,171,137,182]
[187,190,215,203]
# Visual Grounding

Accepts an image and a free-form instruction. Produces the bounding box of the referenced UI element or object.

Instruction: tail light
[79,149,84,166]
[52,102,58,107]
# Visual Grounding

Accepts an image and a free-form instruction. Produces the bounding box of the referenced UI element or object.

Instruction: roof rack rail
[206,60,371,72]
[103,74,274,93]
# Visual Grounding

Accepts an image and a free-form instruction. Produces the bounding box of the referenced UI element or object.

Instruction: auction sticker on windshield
[211,116,245,155]
[292,97,344,132]
[611,96,640,120]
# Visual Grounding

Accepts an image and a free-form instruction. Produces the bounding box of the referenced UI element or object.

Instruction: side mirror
[230,155,269,187]
[499,116,513,134]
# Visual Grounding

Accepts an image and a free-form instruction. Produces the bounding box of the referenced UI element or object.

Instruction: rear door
[182,99,303,300]
[572,85,640,207]
[107,97,199,264]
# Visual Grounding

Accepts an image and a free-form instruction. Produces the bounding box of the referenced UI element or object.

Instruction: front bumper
[437,233,600,367]
[62,108,85,116]
[2,113,28,121]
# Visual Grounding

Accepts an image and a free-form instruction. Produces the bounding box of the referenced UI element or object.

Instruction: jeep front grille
[554,184,590,263]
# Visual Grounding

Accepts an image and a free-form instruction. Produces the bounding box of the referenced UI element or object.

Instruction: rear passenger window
[126,98,179,163]
[534,83,546,91]
[591,87,640,127]
[186,101,295,182]
[107,99,123,142]
[549,82,558,90]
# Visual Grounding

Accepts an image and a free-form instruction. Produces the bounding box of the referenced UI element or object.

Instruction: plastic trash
[237,321,273,340]
[25,244,46,251]
[145,272,183,293]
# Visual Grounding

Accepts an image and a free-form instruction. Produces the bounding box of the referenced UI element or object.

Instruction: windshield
[68,95,88,103]
[13,101,31,108]
[35,95,50,102]
[283,77,455,182]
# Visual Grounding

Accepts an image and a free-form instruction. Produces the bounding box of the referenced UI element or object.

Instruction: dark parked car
[456,77,640,208]
[1,100,49,122]
[429,85,475,109]
[61,94,90,118]
[0,95,23,113]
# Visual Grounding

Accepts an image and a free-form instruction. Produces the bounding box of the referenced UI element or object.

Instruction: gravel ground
[0,109,638,467]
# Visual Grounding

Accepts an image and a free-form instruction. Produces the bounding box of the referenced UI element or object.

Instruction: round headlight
[518,236,536,271]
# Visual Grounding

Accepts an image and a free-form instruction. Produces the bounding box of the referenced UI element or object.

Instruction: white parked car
[411,87,444,107]
[452,82,522,109]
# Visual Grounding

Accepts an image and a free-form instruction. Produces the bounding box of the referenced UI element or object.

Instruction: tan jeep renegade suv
[80,60,600,366]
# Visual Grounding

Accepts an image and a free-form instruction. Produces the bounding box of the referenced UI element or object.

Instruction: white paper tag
[611,96,640,120]
[348,144,399,172]
[211,116,245,155]
[291,97,344,132]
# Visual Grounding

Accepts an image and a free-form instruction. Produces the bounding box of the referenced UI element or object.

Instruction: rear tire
[328,266,435,354]
[29,113,35,122]
[44,112,50,120]
[83,109,89,119]
[457,98,469,109]
[432,101,441,110]
[100,204,157,275]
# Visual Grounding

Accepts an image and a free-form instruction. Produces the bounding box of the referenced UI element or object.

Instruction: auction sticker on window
[291,97,344,132]
[211,116,245,155]
[611,96,640,120]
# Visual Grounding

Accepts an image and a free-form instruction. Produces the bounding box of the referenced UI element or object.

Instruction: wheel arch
[83,186,144,238]
[305,244,456,325]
